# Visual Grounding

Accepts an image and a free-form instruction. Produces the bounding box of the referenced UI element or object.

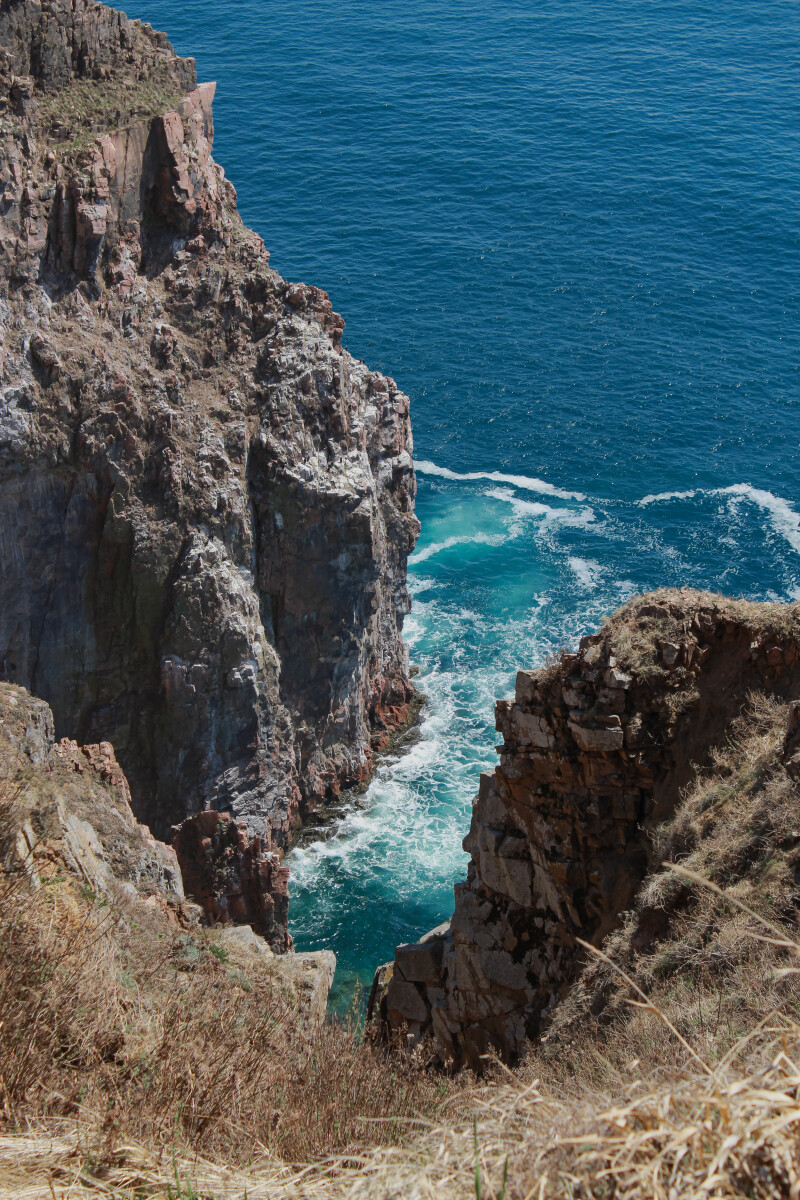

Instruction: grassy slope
[0,690,447,1189]
[2,624,800,1196]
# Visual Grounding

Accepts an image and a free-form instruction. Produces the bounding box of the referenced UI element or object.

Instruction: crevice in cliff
[28,467,78,701]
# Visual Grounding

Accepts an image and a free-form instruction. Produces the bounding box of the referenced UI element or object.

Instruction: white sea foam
[408,531,508,564]
[717,485,800,555]
[637,483,800,559]
[614,579,639,602]
[484,486,596,529]
[288,653,483,892]
[407,575,440,596]
[568,556,603,589]
[638,489,698,505]
[415,458,585,501]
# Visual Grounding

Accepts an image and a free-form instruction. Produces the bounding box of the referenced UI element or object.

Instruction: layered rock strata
[0,0,418,845]
[373,590,800,1067]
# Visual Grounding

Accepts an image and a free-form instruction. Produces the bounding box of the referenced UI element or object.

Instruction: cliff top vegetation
[2,600,800,1197]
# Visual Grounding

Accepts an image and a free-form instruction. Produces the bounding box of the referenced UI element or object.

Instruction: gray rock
[386,977,429,1025]
[0,3,419,847]
[568,721,625,752]
[395,927,448,984]
[274,951,337,1026]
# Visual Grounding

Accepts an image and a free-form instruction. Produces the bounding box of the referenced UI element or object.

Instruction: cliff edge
[0,0,419,844]
[374,589,800,1067]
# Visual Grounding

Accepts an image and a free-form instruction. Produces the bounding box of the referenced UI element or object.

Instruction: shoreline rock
[373,589,800,1067]
[172,809,293,954]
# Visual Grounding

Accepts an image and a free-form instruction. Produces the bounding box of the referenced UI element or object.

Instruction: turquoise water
[133,0,800,1009]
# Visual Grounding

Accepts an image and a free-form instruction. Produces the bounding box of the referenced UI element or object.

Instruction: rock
[782,701,800,779]
[212,923,274,959]
[171,810,292,953]
[568,720,624,752]
[386,977,429,1026]
[660,642,681,667]
[604,665,632,689]
[395,925,448,983]
[273,951,336,1027]
[366,960,394,1029]
[783,700,800,759]
[512,710,554,749]
[0,683,184,902]
[0,1,418,851]
[377,590,800,1068]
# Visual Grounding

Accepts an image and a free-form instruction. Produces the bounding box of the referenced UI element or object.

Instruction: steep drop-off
[0,0,418,844]
[374,589,800,1067]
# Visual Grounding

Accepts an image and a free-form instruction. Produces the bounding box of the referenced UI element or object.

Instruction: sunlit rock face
[0,0,419,844]
[374,591,800,1067]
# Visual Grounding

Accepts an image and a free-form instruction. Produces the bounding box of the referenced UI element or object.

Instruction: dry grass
[541,694,800,1075]
[0,874,446,1168]
[0,762,449,1186]
[37,77,186,155]
[6,971,800,1199]
[3,686,800,1197]
[603,588,800,683]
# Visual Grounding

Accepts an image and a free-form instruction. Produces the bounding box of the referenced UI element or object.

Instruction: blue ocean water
[133,0,800,1009]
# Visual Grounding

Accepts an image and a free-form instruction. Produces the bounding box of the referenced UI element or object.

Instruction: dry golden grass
[3,685,800,1197]
[0,757,449,1186]
[604,588,800,683]
[5,979,800,1199]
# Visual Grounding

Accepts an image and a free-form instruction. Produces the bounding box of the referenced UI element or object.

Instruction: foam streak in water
[415,459,586,502]
[639,484,800,558]
[484,486,596,530]
[409,531,508,564]
[639,489,699,505]
[719,485,800,556]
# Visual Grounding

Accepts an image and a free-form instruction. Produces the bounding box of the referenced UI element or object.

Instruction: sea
[132,0,800,1011]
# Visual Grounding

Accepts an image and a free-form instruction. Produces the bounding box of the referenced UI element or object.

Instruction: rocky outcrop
[374,590,800,1067]
[0,679,337,1022]
[172,809,292,953]
[0,0,418,845]
[0,680,185,902]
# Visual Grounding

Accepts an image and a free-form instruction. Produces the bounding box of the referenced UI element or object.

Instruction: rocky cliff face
[0,0,418,844]
[0,679,185,901]
[374,590,800,1067]
[172,809,292,954]
[0,679,336,1026]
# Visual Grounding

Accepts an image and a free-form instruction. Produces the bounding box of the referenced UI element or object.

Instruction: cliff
[0,0,418,846]
[0,680,335,1017]
[374,589,800,1067]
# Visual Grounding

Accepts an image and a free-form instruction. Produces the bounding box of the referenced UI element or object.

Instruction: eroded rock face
[375,590,800,1067]
[0,681,185,900]
[172,809,292,954]
[1,681,336,1018]
[0,1,418,844]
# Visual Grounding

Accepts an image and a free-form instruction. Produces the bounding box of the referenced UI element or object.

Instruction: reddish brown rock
[373,590,800,1068]
[172,811,292,953]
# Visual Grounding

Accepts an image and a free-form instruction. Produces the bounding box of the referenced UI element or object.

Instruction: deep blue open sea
[133,0,800,1010]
